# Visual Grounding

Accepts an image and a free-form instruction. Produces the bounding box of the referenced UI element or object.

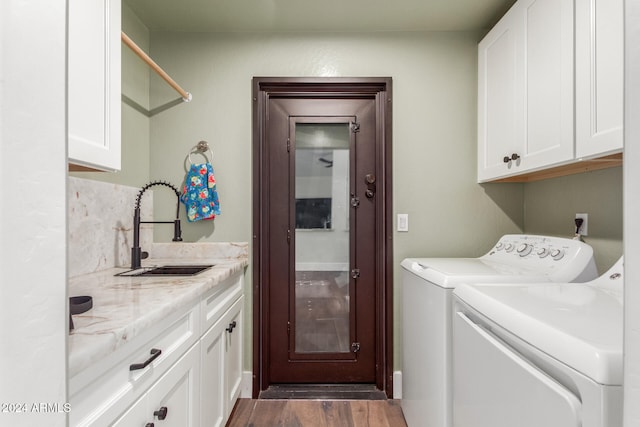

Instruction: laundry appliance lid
[400,258,548,289]
[454,264,623,385]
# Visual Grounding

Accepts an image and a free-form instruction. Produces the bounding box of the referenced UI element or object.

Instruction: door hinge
[351,268,360,279]
[350,194,360,208]
[351,342,361,353]
[350,121,360,133]
[287,229,291,243]
[287,321,291,336]
[287,138,290,152]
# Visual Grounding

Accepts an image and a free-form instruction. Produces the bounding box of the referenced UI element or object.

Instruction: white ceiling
[124,0,516,33]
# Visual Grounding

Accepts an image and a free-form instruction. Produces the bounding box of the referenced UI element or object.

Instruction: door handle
[364,173,376,198]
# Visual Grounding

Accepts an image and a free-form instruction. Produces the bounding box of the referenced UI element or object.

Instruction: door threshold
[259,384,387,400]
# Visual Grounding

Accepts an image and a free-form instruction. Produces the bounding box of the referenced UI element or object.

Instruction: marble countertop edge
[68,254,248,378]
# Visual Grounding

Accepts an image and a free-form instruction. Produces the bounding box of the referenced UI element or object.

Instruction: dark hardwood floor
[226,398,408,427]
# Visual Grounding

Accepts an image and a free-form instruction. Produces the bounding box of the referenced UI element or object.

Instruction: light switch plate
[397,214,409,232]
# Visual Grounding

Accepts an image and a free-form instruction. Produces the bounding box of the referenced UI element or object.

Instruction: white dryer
[401,235,598,427]
[452,257,623,427]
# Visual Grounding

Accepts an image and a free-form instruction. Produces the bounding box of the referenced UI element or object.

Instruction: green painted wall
[73,18,623,376]
[523,167,623,273]
[144,31,525,372]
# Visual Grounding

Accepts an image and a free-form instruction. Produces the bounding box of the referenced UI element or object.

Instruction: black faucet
[131,180,183,269]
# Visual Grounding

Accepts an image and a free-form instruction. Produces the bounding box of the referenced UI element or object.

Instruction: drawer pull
[129,348,162,371]
[226,321,237,333]
[154,406,168,420]
[145,424,154,427]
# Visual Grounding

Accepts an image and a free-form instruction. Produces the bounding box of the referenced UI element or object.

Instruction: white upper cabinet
[477,6,520,182]
[68,0,121,171]
[575,0,624,159]
[478,0,574,182]
[521,0,574,169]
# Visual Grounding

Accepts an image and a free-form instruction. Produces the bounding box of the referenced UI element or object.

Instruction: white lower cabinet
[200,296,244,427]
[69,271,244,427]
[224,301,243,413]
[113,343,201,427]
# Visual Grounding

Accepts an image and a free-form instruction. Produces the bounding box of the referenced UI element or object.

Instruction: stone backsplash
[68,177,152,277]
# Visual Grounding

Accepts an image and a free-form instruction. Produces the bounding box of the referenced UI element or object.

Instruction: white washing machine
[452,257,623,427]
[401,235,598,427]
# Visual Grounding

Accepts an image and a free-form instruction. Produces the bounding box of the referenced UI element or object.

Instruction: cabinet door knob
[226,320,237,333]
[503,153,521,163]
[145,424,155,427]
[154,406,168,420]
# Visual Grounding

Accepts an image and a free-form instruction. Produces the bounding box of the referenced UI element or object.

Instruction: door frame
[251,77,393,398]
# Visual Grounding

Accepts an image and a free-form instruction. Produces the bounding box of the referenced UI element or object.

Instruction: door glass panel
[294,123,350,353]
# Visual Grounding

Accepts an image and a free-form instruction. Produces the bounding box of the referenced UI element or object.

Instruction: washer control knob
[538,248,550,258]
[496,242,504,250]
[550,248,565,260]
[517,244,532,257]
[504,243,515,252]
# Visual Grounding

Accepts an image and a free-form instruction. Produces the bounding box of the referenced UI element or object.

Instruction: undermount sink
[116,265,214,277]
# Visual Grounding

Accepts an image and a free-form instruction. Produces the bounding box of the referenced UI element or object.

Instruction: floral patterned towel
[180,163,221,222]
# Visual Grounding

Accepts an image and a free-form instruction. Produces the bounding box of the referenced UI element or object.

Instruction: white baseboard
[393,370,402,399]
[241,371,253,398]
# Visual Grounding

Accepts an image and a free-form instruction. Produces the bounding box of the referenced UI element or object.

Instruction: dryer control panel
[481,235,598,282]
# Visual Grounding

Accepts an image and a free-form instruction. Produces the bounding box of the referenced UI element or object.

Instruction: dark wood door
[253,78,393,396]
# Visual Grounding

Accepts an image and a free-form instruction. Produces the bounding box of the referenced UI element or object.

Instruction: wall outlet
[575,213,588,236]
[397,214,409,232]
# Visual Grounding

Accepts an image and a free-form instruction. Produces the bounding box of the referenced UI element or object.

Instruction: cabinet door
[145,343,201,427]
[201,296,244,427]
[113,344,201,427]
[200,312,227,427]
[68,0,121,171]
[477,3,522,182]
[519,0,574,172]
[224,299,244,418]
[478,0,574,182]
[575,0,624,158]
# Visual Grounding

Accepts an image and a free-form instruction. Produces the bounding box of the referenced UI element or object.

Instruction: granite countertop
[67,242,248,378]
